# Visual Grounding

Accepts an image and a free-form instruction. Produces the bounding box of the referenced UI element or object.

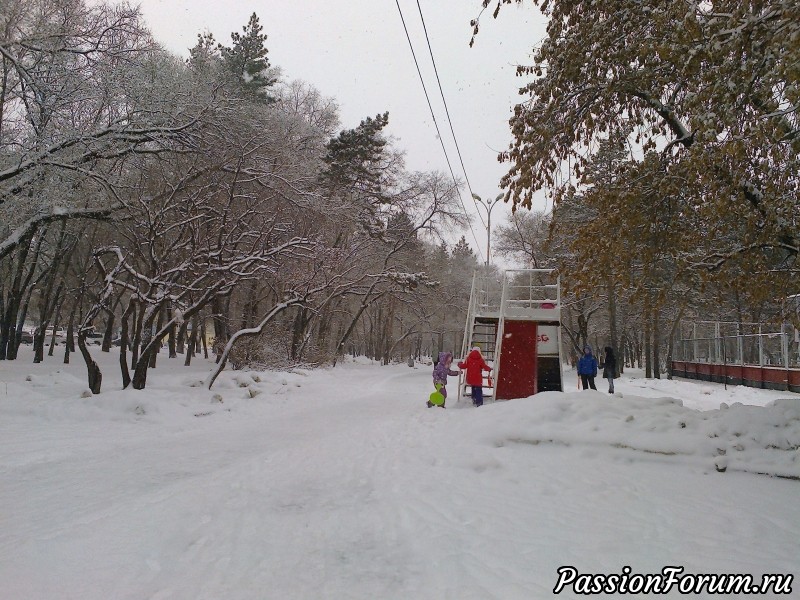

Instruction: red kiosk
[458,269,563,402]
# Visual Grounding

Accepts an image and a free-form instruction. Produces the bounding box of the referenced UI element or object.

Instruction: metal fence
[675,321,800,369]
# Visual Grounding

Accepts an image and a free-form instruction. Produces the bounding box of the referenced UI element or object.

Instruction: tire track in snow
[123,367,433,599]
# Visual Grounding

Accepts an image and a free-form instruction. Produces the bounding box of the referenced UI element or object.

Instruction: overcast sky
[136,0,549,263]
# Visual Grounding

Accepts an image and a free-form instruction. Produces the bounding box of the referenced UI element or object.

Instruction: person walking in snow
[577,345,598,390]
[430,351,459,408]
[602,346,617,394]
[458,346,492,407]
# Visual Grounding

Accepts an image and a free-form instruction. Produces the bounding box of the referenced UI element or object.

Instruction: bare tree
[0,0,208,260]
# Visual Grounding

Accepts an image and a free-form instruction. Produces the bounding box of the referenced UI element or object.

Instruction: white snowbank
[457,392,800,479]
[1,349,799,599]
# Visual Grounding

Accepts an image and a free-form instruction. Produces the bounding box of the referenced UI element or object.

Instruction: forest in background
[1,0,797,392]
[485,0,799,377]
[0,1,481,392]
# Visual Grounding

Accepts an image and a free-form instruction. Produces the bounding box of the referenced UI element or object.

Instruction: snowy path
[1,353,799,599]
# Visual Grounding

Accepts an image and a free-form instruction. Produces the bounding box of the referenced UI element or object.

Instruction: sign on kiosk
[537,325,559,354]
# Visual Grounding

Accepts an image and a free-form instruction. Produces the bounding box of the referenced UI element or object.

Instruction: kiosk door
[495,321,538,400]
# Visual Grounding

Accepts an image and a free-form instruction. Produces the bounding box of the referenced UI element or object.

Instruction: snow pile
[0,362,316,425]
[2,351,800,600]
[458,392,800,479]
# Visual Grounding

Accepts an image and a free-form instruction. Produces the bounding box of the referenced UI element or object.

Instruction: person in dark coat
[602,346,617,394]
[458,347,492,407]
[577,345,598,390]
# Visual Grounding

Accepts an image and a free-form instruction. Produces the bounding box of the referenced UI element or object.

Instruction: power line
[414,0,486,228]
[393,0,486,260]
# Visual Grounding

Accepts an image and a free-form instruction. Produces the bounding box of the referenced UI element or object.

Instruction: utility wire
[414,0,486,229]
[393,0,486,261]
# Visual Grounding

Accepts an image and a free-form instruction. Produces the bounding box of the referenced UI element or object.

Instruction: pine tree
[387,211,423,270]
[451,236,474,260]
[219,13,276,101]
[431,241,449,271]
[447,236,477,332]
[321,112,392,204]
[187,32,219,74]
[321,112,396,213]
[387,211,415,240]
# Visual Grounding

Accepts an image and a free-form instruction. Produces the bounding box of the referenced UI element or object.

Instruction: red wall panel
[671,361,800,391]
[496,321,538,400]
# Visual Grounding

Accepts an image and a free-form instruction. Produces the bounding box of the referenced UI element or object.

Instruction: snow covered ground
[1,348,799,599]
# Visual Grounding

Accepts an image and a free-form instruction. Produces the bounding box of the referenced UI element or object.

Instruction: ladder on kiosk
[457,269,564,403]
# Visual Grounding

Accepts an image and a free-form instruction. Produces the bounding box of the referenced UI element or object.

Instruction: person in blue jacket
[577,345,598,390]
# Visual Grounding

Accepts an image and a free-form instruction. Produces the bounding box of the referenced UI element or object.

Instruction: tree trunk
[167,306,177,359]
[33,326,46,363]
[608,278,619,376]
[382,308,393,365]
[0,283,5,360]
[0,232,34,361]
[653,302,661,379]
[10,230,47,360]
[101,309,115,353]
[240,281,258,329]
[333,290,387,366]
[40,227,74,360]
[130,301,144,369]
[48,299,63,357]
[148,308,164,369]
[644,292,653,378]
[78,332,102,394]
[119,299,135,389]
[577,313,589,353]
[176,320,187,354]
[64,307,77,364]
[184,331,194,366]
[8,286,35,360]
[131,349,151,389]
[317,303,333,350]
[35,276,66,363]
[290,306,308,360]
[184,313,199,366]
[131,287,221,389]
[131,306,160,390]
[206,298,303,389]
[211,296,230,361]
[0,298,16,361]
[665,305,686,380]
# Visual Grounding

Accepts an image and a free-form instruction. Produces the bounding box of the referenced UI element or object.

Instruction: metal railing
[459,269,563,402]
[502,268,561,312]
[675,321,799,369]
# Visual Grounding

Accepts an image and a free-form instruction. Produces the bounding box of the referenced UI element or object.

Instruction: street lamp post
[471,193,504,266]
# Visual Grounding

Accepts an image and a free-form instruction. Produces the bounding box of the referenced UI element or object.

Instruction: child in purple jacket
[429,351,459,407]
